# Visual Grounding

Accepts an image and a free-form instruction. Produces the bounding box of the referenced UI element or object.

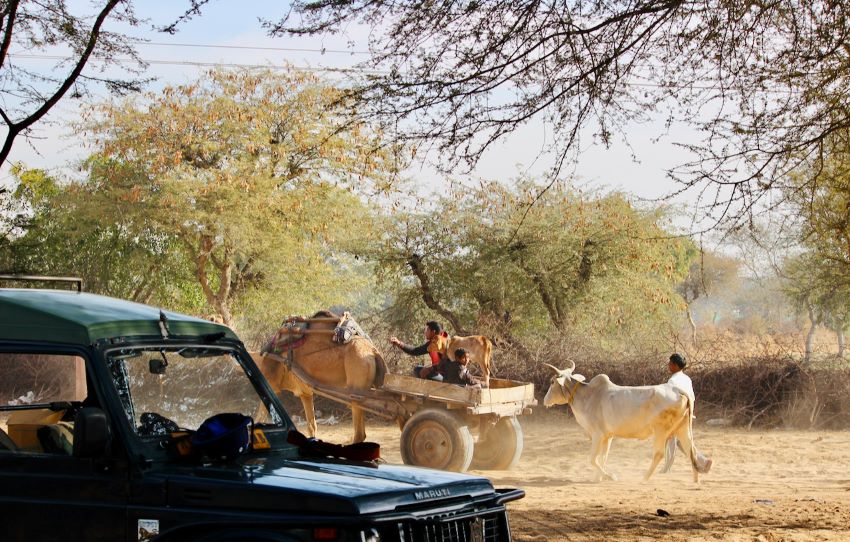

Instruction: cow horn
[544,363,564,375]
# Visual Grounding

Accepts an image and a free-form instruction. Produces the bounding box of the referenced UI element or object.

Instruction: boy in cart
[441,348,483,388]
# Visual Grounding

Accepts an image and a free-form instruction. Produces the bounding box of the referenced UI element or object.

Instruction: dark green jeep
[0,277,523,542]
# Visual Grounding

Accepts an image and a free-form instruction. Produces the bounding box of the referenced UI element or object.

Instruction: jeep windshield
[105,345,293,460]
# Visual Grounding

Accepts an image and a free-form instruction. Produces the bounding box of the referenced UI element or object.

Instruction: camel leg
[351,404,366,444]
[299,393,317,438]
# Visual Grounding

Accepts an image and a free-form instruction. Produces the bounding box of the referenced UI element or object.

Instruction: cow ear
[572,373,586,382]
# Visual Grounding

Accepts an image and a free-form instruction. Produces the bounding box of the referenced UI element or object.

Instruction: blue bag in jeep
[191,413,253,460]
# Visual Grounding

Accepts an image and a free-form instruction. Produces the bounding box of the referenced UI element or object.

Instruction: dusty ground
[316,411,850,541]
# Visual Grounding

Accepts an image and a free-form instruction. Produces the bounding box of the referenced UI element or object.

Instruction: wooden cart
[289,368,536,473]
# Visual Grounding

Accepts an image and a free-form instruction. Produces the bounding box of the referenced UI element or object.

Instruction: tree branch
[407,253,468,334]
[0,0,20,70]
[0,0,121,166]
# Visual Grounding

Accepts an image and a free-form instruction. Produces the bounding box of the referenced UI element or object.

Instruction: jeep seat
[0,427,18,451]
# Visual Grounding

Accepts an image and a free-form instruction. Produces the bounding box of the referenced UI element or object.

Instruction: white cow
[543,361,702,483]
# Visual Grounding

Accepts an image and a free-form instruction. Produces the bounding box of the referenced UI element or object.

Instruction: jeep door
[0,349,128,541]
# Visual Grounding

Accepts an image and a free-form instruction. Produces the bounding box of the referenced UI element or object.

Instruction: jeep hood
[162,455,495,515]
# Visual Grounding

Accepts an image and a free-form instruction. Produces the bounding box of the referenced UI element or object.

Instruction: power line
[7,53,385,75]
[6,53,792,93]
[8,53,710,88]
[130,40,372,56]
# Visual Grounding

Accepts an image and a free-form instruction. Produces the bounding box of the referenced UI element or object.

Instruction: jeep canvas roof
[0,289,237,345]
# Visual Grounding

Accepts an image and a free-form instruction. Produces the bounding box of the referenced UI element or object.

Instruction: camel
[252,311,386,443]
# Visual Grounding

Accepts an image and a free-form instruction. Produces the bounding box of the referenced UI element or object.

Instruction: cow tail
[373,349,387,388]
[484,337,495,374]
[686,397,699,472]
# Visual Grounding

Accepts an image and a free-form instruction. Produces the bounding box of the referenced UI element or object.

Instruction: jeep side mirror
[73,407,111,458]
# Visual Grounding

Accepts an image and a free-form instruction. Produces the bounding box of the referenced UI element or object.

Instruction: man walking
[662,353,713,474]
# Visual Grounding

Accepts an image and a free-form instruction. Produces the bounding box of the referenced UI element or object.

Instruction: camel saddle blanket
[263,322,308,355]
[333,315,370,345]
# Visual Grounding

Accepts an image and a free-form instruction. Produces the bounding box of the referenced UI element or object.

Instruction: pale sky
[2,1,704,227]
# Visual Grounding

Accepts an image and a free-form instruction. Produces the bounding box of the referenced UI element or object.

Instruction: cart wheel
[400,409,474,472]
[470,416,524,470]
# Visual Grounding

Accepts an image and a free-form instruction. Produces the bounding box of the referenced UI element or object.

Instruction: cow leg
[660,437,677,473]
[673,422,702,483]
[590,435,615,482]
[480,359,490,389]
[599,436,617,481]
[645,432,669,481]
[300,393,318,438]
[351,404,366,444]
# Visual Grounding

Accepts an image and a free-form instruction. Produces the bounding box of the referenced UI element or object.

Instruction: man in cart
[389,320,448,380]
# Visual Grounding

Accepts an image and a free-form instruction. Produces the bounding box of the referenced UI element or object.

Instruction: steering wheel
[137,412,180,436]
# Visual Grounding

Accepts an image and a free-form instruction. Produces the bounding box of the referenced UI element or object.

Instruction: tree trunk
[686,305,697,348]
[838,328,846,358]
[804,302,817,365]
[407,253,468,334]
[194,236,235,329]
[515,256,563,329]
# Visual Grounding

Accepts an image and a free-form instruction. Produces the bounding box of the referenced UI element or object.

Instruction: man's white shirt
[668,370,695,411]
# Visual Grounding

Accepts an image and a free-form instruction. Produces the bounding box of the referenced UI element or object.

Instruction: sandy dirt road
[315,410,850,541]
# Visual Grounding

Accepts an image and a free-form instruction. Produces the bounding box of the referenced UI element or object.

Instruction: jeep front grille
[388,510,505,542]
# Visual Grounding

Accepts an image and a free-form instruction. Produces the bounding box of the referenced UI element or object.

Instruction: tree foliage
[790,133,850,275]
[0,164,201,309]
[357,180,692,349]
[677,249,740,345]
[76,69,399,327]
[782,134,850,356]
[276,1,850,226]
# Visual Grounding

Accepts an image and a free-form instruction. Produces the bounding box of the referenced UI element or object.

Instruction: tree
[790,138,850,276]
[274,1,850,228]
[0,1,152,167]
[78,69,399,327]
[783,253,850,362]
[0,164,200,309]
[677,249,740,346]
[356,179,692,350]
[782,139,850,358]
